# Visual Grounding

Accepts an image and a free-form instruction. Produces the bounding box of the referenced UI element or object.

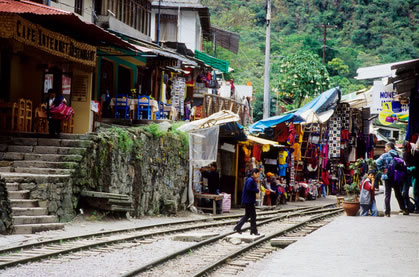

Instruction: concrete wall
[50,0,94,23]
[98,15,152,42]
[71,69,94,134]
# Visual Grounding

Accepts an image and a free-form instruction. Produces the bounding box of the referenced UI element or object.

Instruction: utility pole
[263,0,271,119]
[315,24,336,65]
[156,0,161,45]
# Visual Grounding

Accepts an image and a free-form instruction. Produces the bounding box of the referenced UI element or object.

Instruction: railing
[202,93,246,124]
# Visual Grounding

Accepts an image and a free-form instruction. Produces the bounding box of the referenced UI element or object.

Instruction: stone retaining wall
[0,178,13,234]
[23,180,75,222]
[72,125,189,217]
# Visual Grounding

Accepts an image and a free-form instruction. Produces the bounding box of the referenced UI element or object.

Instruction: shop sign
[0,15,96,67]
[370,80,408,114]
[62,75,72,95]
[44,73,53,93]
[147,59,177,67]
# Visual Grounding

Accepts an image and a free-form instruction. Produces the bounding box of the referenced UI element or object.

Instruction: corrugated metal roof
[0,0,69,15]
[211,27,240,54]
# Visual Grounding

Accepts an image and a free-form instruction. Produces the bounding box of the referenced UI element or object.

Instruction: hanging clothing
[295,124,304,143]
[275,123,289,142]
[287,123,296,146]
[242,145,251,162]
[252,144,262,161]
[278,164,288,177]
[278,150,288,165]
[291,143,301,161]
[262,144,270,152]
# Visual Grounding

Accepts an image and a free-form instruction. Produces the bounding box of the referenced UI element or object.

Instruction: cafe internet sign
[0,15,96,67]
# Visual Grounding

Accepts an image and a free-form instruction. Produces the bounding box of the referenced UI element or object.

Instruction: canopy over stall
[249,87,341,133]
[176,110,242,210]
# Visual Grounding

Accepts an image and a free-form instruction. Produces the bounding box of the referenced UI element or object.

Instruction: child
[359,171,378,216]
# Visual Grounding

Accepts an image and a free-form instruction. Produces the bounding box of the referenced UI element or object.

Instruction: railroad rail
[0,205,330,269]
[122,207,342,277]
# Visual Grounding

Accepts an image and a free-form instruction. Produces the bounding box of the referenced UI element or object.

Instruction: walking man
[234,168,260,235]
[375,142,407,216]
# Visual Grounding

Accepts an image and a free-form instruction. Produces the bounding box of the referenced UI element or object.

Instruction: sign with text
[370,80,408,114]
[0,15,96,67]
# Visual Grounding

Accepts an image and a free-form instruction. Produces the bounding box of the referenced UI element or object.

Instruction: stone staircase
[0,134,92,234]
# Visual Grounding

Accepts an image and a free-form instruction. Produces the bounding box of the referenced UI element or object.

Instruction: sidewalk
[253,188,419,277]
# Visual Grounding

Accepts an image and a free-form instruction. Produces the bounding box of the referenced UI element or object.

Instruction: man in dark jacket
[200,162,220,194]
[234,168,260,235]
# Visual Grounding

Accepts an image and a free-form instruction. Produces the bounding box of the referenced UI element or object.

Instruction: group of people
[360,140,419,217]
[261,172,287,206]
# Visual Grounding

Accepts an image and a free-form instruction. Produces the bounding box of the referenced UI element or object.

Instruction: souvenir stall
[248,87,342,200]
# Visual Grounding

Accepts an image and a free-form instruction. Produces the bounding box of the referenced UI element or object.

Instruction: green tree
[327,58,350,76]
[273,51,330,108]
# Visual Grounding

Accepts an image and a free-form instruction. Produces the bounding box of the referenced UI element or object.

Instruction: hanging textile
[252,144,262,161]
[172,76,185,116]
[287,123,296,146]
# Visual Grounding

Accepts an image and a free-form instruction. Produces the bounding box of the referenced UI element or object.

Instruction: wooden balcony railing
[202,93,246,124]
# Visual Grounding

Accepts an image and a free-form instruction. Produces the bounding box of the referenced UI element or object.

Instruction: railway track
[0,205,330,270]
[122,207,343,277]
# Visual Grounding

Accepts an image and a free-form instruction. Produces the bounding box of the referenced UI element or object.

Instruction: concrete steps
[12,207,48,216]
[0,134,94,234]
[13,167,74,175]
[13,223,65,234]
[10,161,78,169]
[8,190,30,199]
[13,215,58,225]
[10,199,38,208]
[1,152,83,162]
[6,183,19,191]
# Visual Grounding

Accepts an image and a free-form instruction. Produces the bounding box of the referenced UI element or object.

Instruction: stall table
[194,193,224,215]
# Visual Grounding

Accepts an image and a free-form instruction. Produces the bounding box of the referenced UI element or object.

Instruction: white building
[150,0,210,52]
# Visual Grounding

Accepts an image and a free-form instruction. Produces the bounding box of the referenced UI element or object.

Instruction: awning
[194,50,230,73]
[177,110,240,132]
[355,58,419,80]
[298,109,335,124]
[341,88,373,109]
[123,38,198,67]
[211,26,240,54]
[247,135,282,147]
[249,87,341,133]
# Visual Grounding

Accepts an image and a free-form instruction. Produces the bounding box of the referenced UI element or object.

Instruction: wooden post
[234,143,239,206]
[203,94,207,118]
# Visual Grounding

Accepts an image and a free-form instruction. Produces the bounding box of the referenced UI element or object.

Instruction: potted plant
[342,159,363,216]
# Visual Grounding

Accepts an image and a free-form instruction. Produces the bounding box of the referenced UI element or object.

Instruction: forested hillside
[201,0,419,120]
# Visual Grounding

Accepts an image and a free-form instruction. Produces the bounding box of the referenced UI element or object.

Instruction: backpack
[388,153,407,185]
[359,179,371,205]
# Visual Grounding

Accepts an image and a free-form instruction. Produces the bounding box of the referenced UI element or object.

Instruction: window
[158,14,178,42]
[380,129,391,138]
[74,0,83,15]
[393,131,399,140]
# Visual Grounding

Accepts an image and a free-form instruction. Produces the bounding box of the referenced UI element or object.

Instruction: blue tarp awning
[249,87,341,133]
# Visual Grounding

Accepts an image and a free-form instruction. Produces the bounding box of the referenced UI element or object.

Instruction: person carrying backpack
[375,142,408,216]
[359,171,378,216]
